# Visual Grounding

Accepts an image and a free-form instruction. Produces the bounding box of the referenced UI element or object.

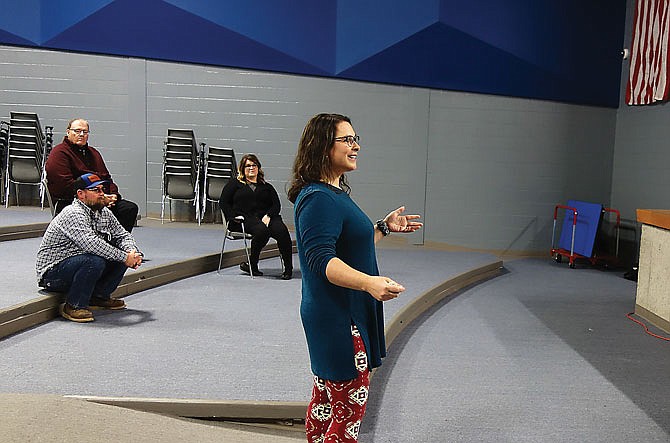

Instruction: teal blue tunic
[294,183,386,381]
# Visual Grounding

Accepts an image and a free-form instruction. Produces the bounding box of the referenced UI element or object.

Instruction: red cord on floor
[626,312,670,341]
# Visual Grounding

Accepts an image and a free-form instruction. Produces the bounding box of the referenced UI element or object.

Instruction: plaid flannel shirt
[36,198,140,282]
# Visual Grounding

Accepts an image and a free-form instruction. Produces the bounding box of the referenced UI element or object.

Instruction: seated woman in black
[219,153,293,279]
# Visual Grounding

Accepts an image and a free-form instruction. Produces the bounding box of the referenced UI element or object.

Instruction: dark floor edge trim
[74,259,504,422]
[635,304,670,333]
[0,222,48,242]
[66,396,307,420]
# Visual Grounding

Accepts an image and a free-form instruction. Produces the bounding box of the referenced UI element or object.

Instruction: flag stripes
[626,0,670,105]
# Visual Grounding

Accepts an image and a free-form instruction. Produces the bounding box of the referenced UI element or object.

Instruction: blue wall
[0,0,627,107]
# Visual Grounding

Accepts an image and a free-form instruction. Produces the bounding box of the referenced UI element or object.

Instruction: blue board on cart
[557,200,603,258]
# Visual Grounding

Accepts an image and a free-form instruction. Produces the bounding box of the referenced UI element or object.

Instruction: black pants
[55,198,138,233]
[231,216,293,272]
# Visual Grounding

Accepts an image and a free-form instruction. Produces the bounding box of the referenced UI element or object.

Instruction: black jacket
[218,179,282,224]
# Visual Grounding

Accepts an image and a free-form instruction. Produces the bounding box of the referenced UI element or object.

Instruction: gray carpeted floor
[360,258,670,442]
[0,248,497,402]
[2,207,669,442]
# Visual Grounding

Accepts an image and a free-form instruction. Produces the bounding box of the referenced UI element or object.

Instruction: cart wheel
[569,262,575,269]
[554,255,562,263]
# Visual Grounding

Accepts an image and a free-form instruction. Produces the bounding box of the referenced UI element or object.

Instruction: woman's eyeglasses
[244,164,258,170]
[334,135,360,147]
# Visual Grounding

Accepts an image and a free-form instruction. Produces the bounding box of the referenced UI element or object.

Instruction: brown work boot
[60,303,94,323]
[88,297,126,310]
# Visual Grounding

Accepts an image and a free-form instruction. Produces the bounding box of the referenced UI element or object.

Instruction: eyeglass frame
[68,128,90,135]
[84,186,105,194]
[244,163,258,169]
[334,135,360,147]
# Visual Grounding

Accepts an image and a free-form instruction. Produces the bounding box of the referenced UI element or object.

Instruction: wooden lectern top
[637,209,670,230]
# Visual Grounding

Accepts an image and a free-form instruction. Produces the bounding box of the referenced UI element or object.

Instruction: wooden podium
[635,209,670,332]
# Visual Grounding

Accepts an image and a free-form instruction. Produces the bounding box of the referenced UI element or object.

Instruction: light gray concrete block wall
[0,46,146,211]
[146,60,427,244]
[1,44,619,252]
[427,91,617,251]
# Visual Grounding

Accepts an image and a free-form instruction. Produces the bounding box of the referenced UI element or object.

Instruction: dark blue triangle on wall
[0,29,35,46]
[338,22,617,107]
[43,0,328,76]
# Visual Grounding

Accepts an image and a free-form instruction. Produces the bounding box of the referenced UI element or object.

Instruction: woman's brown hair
[237,153,265,184]
[287,113,352,203]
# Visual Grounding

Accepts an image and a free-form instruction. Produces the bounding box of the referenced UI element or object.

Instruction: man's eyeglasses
[334,135,360,147]
[244,164,258,169]
[69,128,89,135]
[85,186,104,194]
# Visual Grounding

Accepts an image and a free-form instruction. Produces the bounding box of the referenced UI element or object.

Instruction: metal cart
[551,204,620,269]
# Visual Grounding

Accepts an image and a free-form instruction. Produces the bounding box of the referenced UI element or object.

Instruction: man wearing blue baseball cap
[36,173,144,323]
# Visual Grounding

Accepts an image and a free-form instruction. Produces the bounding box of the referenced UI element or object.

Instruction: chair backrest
[10,112,44,139]
[165,174,197,200]
[1,122,9,161]
[7,138,41,183]
[204,146,237,201]
[163,129,201,201]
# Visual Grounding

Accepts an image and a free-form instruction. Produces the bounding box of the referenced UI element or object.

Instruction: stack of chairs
[0,121,8,204]
[201,145,237,222]
[3,112,53,208]
[161,129,203,224]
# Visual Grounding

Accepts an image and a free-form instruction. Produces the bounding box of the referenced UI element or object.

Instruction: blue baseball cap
[75,173,108,190]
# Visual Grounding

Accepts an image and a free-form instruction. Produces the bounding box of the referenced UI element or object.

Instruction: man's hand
[104,194,118,207]
[125,250,143,269]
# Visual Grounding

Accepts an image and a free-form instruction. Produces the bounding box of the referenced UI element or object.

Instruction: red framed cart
[551,202,620,269]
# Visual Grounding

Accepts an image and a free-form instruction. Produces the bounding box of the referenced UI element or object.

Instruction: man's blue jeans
[40,254,127,308]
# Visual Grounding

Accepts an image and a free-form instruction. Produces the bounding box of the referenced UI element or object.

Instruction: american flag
[626,0,670,105]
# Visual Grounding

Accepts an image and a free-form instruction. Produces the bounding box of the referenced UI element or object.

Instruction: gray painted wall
[427,92,616,251]
[612,0,670,223]
[1,44,619,253]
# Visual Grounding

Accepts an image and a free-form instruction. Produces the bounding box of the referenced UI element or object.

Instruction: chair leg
[39,180,45,210]
[4,180,9,208]
[217,224,228,274]
[161,195,165,224]
[240,222,253,279]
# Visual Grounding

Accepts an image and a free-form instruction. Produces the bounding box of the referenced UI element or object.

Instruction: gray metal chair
[4,138,44,208]
[201,146,236,222]
[0,121,8,205]
[161,129,202,224]
[218,209,253,279]
[4,112,48,208]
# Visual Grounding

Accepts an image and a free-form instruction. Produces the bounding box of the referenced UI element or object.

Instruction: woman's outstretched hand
[364,276,405,301]
[385,206,423,233]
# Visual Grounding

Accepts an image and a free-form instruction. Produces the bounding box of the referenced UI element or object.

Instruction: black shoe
[240,262,263,276]
[280,270,293,280]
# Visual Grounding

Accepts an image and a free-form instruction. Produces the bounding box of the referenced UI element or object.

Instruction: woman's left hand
[385,206,423,233]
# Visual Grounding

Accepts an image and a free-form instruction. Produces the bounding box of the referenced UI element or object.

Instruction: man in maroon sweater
[45,118,139,232]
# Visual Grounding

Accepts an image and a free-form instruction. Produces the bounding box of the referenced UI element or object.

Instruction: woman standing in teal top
[288,113,422,442]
